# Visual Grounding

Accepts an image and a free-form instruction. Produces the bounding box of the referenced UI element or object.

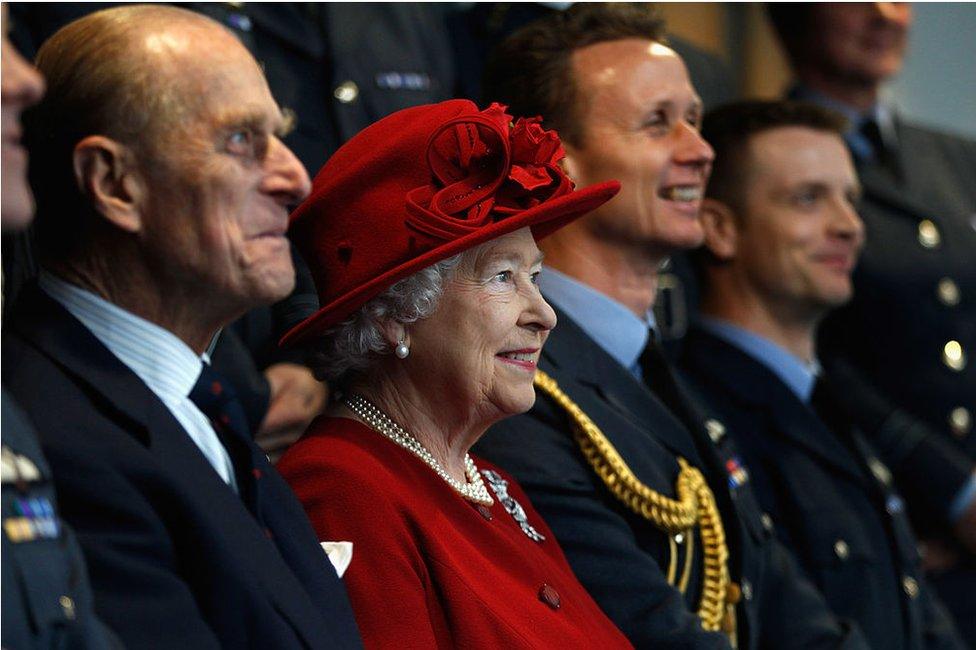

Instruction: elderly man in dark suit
[1,6,362,648]
[680,99,964,650]
[476,4,867,648]
[767,4,976,642]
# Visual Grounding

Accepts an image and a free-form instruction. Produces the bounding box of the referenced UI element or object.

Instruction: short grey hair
[310,253,464,387]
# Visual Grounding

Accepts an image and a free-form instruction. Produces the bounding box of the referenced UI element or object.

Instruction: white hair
[309,253,465,387]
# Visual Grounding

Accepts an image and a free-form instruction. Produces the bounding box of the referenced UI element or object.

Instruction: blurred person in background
[769,4,976,643]
[2,5,119,646]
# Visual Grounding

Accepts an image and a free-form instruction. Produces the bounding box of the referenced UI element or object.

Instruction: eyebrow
[480,249,545,269]
[215,105,283,135]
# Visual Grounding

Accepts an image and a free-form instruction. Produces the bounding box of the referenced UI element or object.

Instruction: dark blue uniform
[680,328,965,650]
[477,307,868,649]
[2,391,119,650]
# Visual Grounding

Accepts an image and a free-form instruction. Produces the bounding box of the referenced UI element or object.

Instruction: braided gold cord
[533,369,733,638]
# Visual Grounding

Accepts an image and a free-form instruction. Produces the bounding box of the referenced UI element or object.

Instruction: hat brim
[280,179,620,347]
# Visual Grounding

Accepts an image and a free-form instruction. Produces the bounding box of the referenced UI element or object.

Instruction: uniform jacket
[2,391,120,650]
[476,306,868,649]
[278,416,633,650]
[680,327,965,650]
[1,285,363,649]
[193,2,457,176]
[818,118,976,458]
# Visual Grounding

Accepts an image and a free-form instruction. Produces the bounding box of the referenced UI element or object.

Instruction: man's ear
[700,197,739,261]
[72,135,144,234]
[559,142,583,184]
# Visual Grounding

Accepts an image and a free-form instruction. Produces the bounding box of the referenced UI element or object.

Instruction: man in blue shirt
[476,4,866,648]
[680,98,964,649]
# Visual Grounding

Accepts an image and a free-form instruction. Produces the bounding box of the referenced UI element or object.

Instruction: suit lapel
[10,285,336,647]
[542,306,703,466]
[684,329,867,487]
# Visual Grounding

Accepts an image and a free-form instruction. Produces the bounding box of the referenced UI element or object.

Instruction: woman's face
[407,227,557,424]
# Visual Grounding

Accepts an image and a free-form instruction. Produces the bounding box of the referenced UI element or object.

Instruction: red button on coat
[538,584,560,610]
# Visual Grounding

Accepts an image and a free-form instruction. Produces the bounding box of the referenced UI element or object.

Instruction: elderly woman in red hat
[277,100,629,648]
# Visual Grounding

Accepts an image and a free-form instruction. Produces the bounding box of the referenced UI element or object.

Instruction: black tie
[189,363,264,518]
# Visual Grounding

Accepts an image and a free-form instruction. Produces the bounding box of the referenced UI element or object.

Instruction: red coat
[279,416,632,650]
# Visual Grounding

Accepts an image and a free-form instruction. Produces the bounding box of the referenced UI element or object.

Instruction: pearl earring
[394,337,410,359]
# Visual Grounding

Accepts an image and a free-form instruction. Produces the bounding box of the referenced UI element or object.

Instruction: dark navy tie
[189,363,264,520]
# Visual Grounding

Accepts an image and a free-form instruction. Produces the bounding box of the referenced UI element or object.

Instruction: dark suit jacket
[818,118,976,461]
[476,307,867,649]
[2,286,362,649]
[680,328,964,650]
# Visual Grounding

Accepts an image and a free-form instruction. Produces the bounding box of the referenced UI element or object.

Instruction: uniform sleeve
[477,412,731,649]
[281,445,444,650]
[40,445,223,649]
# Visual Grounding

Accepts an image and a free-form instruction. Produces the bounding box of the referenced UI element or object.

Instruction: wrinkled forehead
[148,31,280,134]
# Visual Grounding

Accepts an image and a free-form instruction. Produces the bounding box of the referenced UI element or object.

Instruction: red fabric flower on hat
[508,117,565,192]
[405,103,574,241]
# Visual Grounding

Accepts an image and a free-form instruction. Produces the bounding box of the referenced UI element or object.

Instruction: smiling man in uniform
[476,4,867,648]
[680,99,964,650]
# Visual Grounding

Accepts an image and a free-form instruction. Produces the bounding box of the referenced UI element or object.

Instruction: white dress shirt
[40,272,238,491]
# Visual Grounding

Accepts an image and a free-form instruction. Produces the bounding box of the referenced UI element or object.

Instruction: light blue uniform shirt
[538,267,656,380]
[39,272,238,491]
[700,316,975,521]
[699,317,819,402]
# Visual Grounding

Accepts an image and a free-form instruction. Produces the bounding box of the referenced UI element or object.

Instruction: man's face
[562,38,713,260]
[733,127,864,318]
[1,5,45,230]
[808,3,912,86]
[138,25,311,314]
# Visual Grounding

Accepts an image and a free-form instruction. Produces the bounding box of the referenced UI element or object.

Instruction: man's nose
[264,137,312,205]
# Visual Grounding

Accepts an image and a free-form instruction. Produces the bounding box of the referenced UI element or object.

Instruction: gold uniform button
[59,595,76,619]
[704,419,726,444]
[868,457,892,486]
[674,532,685,545]
[937,278,960,306]
[902,575,920,599]
[834,539,850,560]
[949,407,972,438]
[942,340,966,371]
[761,513,774,533]
[334,80,359,104]
[917,219,941,248]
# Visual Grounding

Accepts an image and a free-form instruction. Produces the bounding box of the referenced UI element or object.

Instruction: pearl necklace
[344,394,494,506]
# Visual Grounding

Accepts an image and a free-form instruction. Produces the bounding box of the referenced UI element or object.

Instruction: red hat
[280,99,620,347]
